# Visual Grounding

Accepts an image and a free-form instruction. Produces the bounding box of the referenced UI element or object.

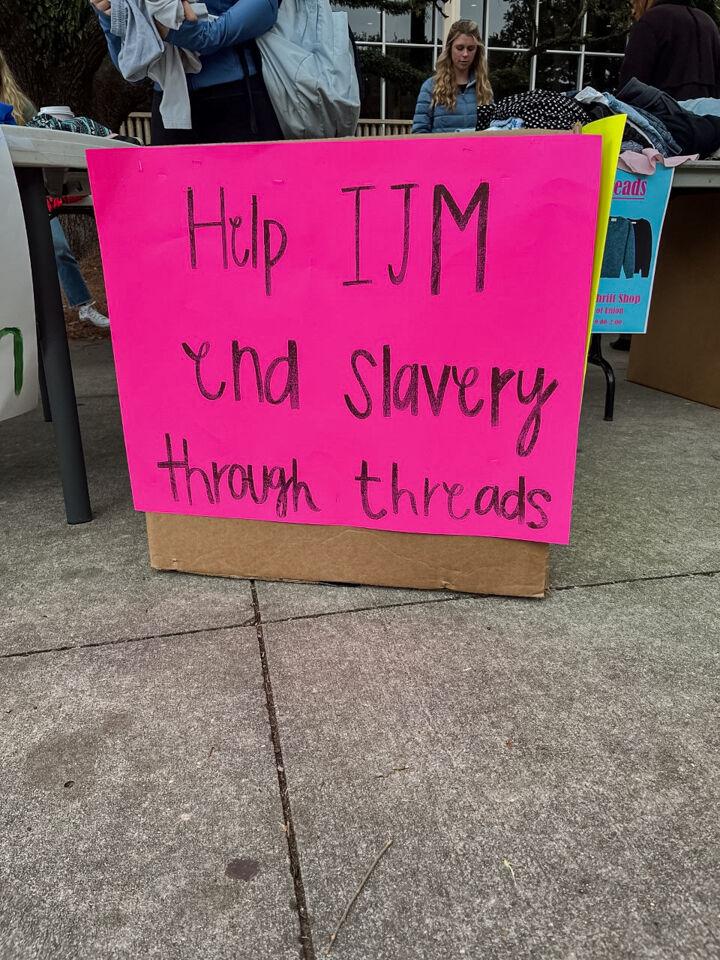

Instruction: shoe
[79,302,110,329]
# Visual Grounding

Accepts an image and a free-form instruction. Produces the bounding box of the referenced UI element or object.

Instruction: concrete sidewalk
[1,341,718,960]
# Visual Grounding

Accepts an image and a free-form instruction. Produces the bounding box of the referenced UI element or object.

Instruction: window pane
[338,6,380,42]
[459,0,485,34]
[385,6,433,43]
[535,52,581,91]
[384,46,434,119]
[487,50,531,99]
[585,10,628,53]
[486,0,532,48]
[583,55,623,91]
[357,65,382,118]
[537,0,584,50]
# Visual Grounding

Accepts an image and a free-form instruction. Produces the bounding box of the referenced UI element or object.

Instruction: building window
[339,0,625,120]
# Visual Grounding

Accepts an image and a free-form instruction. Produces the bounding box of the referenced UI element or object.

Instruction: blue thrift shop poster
[593,166,674,335]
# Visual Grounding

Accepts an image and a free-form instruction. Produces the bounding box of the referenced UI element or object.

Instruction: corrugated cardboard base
[146,514,549,598]
[628,193,720,408]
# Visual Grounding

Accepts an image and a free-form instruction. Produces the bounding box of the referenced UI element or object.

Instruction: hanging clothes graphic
[632,219,652,277]
[601,217,653,279]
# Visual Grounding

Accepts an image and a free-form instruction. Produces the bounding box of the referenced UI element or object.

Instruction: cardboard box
[146,513,549,598]
[628,192,720,408]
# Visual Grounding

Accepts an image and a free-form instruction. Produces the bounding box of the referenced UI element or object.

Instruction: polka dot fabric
[477,90,590,131]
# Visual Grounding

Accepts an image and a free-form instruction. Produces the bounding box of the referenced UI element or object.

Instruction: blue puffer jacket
[411,75,479,133]
[96,0,278,89]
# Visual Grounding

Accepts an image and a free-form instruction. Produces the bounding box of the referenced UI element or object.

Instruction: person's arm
[90,2,122,71]
[165,0,278,54]
[412,79,433,133]
[617,19,659,92]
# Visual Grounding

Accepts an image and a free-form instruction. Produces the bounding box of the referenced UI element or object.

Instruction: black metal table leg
[37,329,52,422]
[588,333,616,422]
[15,166,92,524]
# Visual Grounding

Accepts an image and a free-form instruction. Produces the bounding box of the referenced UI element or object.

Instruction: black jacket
[618,0,720,100]
[618,77,720,154]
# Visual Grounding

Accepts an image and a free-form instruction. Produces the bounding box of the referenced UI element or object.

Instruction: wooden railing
[119,113,413,144]
[356,119,413,137]
[119,113,152,144]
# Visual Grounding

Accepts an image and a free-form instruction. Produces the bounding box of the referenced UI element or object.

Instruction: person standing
[613,0,720,351]
[48,219,109,328]
[90,0,284,145]
[618,0,720,100]
[412,20,492,134]
[0,51,109,329]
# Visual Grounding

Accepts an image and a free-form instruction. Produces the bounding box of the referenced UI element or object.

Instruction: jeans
[51,217,91,308]
[604,93,681,156]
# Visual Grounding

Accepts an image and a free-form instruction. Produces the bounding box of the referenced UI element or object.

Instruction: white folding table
[5,125,133,524]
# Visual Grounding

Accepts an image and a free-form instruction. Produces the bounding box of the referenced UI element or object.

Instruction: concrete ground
[1,340,718,960]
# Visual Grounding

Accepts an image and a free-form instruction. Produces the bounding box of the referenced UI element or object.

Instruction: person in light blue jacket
[412,20,492,133]
[90,0,283,145]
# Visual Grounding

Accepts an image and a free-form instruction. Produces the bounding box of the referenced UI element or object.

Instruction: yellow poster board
[581,115,626,355]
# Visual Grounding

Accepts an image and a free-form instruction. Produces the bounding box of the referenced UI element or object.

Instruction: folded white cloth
[111,0,208,130]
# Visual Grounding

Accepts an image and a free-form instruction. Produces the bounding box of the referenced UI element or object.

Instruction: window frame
[346,0,624,119]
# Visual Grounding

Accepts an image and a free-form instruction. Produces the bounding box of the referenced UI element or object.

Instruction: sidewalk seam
[0,619,258,662]
[251,581,316,960]
[257,567,719,627]
[75,392,120,401]
[2,568,716,663]
[553,568,720,592]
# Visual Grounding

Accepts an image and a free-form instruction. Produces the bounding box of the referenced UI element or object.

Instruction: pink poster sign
[88,134,600,545]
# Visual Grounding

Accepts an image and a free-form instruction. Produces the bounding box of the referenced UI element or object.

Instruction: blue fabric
[51,218,91,308]
[604,91,682,155]
[412,76,479,133]
[488,118,524,129]
[679,97,720,117]
[601,218,636,280]
[0,102,17,125]
[621,139,648,153]
[96,0,278,90]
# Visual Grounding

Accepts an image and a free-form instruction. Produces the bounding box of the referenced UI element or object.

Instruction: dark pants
[151,75,284,146]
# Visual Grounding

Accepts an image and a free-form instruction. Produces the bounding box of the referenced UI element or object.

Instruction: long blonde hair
[432,20,492,111]
[0,50,35,125]
[632,0,656,19]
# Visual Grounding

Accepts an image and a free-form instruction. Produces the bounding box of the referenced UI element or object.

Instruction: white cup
[40,106,75,120]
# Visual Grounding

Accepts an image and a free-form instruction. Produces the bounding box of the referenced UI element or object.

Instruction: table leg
[588,333,616,422]
[15,166,92,524]
[37,329,52,422]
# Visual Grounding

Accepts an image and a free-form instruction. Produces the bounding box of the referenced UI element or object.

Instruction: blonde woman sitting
[412,20,492,133]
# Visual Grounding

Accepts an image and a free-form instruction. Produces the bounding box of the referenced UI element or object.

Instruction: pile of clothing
[580,79,720,158]
[476,90,589,132]
[27,114,113,138]
[476,83,720,159]
[25,112,141,145]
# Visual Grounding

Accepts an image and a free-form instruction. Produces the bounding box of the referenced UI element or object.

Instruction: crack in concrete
[250,581,316,960]
[1,568,716,663]
[261,594,461,627]
[553,568,720,592]
[0,619,255,661]
[257,568,720,628]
